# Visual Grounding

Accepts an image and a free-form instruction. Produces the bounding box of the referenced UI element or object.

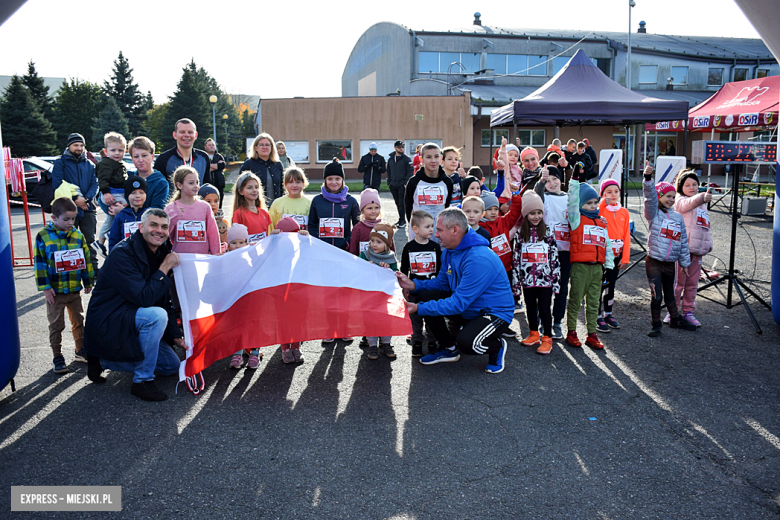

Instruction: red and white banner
[173,233,411,379]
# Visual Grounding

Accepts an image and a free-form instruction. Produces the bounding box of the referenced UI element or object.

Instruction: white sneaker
[662,313,670,324]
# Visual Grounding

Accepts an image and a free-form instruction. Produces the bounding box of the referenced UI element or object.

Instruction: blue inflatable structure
[0,125,21,392]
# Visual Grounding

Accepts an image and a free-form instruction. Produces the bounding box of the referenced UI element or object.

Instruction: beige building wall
[259,94,474,180]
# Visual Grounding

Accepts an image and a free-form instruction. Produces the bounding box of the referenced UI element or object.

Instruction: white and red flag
[173,233,411,379]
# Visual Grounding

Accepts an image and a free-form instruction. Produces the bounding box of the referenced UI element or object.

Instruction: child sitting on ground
[596,179,631,333]
[165,166,221,255]
[359,223,398,360]
[94,132,128,256]
[109,176,147,251]
[269,167,311,230]
[34,197,95,374]
[231,171,274,246]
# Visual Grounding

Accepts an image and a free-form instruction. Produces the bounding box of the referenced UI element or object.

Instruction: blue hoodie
[135,170,170,210]
[413,227,514,323]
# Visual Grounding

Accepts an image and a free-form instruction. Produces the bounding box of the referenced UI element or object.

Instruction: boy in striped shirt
[34,197,95,374]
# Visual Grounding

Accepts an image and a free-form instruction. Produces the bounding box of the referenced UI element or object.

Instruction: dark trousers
[415,290,508,355]
[363,175,381,191]
[646,256,679,324]
[409,293,435,344]
[598,265,621,315]
[76,211,98,270]
[523,286,553,336]
[552,251,571,323]
[389,184,406,224]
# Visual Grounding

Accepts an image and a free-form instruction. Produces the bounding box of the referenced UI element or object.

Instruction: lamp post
[209,95,217,145]
[222,114,228,160]
[627,0,635,89]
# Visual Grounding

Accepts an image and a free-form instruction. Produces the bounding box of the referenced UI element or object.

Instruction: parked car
[6,157,53,205]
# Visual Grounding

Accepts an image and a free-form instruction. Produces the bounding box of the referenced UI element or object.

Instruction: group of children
[35,133,715,375]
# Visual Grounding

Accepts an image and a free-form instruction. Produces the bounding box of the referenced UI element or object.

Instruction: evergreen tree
[142,91,154,113]
[0,75,57,157]
[22,61,54,122]
[103,51,146,136]
[161,61,210,150]
[92,97,130,149]
[52,78,102,150]
[145,102,170,152]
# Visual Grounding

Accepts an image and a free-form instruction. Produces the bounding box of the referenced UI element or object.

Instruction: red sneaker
[585,333,604,350]
[566,331,581,348]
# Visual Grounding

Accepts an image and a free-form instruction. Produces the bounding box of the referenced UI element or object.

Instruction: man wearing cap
[386,140,414,228]
[358,142,387,191]
[153,118,212,189]
[52,133,99,271]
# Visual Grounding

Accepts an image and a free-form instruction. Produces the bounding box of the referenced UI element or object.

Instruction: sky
[0,0,764,105]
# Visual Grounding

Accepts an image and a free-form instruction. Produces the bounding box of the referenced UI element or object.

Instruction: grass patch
[304,181,388,193]
[224,183,234,193]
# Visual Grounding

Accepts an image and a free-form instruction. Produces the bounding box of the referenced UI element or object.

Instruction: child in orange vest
[596,179,631,332]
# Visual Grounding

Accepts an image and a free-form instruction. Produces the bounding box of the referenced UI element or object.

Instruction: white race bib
[552,222,570,248]
[490,233,511,256]
[283,213,308,230]
[660,219,682,241]
[319,218,344,239]
[54,249,86,273]
[176,220,206,243]
[611,239,624,257]
[418,186,445,206]
[521,242,549,264]
[582,225,607,248]
[409,251,436,275]
[696,208,710,230]
[123,221,140,239]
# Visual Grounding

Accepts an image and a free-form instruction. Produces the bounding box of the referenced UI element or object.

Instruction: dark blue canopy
[490,49,690,127]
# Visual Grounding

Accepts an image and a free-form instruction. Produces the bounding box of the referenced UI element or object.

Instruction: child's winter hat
[547,166,563,182]
[360,188,381,211]
[579,181,599,205]
[599,179,620,196]
[369,223,394,251]
[506,144,520,155]
[275,216,301,232]
[198,183,220,200]
[480,191,499,210]
[226,223,248,244]
[460,175,481,195]
[323,158,345,180]
[123,175,147,201]
[675,170,700,195]
[656,182,675,198]
[521,191,544,218]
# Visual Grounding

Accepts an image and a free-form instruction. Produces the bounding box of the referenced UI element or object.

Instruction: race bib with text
[490,233,511,256]
[319,218,344,239]
[54,249,86,273]
[176,220,206,242]
[409,251,436,275]
[660,220,681,241]
[582,225,607,248]
[521,242,549,264]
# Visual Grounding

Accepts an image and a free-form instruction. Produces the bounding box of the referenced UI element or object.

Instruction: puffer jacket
[673,192,713,256]
[511,225,560,296]
[643,180,691,268]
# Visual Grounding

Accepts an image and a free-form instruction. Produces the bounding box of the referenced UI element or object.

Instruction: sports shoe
[502,328,517,338]
[322,338,336,345]
[551,323,563,340]
[367,344,379,360]
[381,343,396,359]
[359,337,369,348]
[87,355,106,383]
[92,240,107,258]
[52,355,68,374]
[412,342,423,357]
[669,316,697,331]
[291,348,304,363]
[662,313,671,324]
[585,333,604,350]
[537,336,553,355]
[604,315,621,329]
[566,331,581,348]
[595,318,610,333]
[74,350,87,363]
[281,349,295,364]
[520,330,541,347]
[229,354,242,369]
[341,337,353,342]
[248,353,261,368]
[131,380,168,401]
[397,222,406,229]
[683,312,701,327]
[420,348,460,365]
[648,322,662,337]
[485,339,507,374]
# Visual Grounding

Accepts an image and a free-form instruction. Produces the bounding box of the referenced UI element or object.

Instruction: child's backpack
[31,168,54,213]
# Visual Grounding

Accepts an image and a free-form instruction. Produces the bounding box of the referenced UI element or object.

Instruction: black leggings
[552,251,571,323]
[646,257,679,324]
[598,266,620,315]
[523,286,553,337]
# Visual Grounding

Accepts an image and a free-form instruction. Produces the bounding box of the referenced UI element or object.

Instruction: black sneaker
[427,341,440,354]
[92,240,107,258]
[359,336,369,348]
[131,381,168,401]
[367,344,379,360]
[381,343,396,358]
[648,323,662,337]
[87,355,106,383]
[412,342,423,357]
[669,316,697,331]
[501,328,517,338]
[397,222,406,229]
[596,317,611,333]
[52,355,68,374]
[604,315,621,329]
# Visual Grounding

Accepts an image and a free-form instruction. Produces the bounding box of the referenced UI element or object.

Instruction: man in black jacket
[84,208,183,401]
[204,138,226,208]
[358,142,386,191]
[386,140,414,228]
[153,118,212,190]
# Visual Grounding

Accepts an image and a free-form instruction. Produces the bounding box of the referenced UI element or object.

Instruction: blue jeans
[101,307,180,383]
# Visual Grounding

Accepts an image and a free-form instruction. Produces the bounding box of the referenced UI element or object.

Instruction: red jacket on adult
[479,193,523,272]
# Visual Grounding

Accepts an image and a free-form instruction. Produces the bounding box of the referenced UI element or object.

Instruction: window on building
[757,69,770,78]
[552,57,570,76]
[528,55,547,76]
[517,130,546,147]
[507,54,528,75]
[419,52,438,73]
[282,141,309,163]
[639,65,658,84]
[707,68,724,86]
[406,139,443,153]
[670,66,688,85]
[481,129,510,147]
[486,54,507,75]
[317,140,352,163]
[734,68,749,82]
[461,52,480,73]
[440,52,461,73]
[359,140,396,158]
[595,58,611,77]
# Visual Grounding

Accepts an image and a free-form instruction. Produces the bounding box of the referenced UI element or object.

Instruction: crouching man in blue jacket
[396,207,515,374]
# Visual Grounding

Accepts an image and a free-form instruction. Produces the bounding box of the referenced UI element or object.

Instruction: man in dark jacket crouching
[84,208,184,401]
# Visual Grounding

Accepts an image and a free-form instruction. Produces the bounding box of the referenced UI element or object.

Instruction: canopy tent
[489,49,689,128]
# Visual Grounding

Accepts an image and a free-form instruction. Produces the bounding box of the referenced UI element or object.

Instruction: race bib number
[409,251,436,275]
[54,249,86,273]
[176,220,206,242]
[418,186,445,206]
[283,213,308,230]
[660,220,682,241]
[359,241,370,254]
[611,239,624,257]
[490,233,511,256]
[248,232,267,245]
[582,225,607,248]
[553,223,570,245]
[696,208,709,230]
[521,242,548,264]
[319,218,344,239]
[123,221,139,239]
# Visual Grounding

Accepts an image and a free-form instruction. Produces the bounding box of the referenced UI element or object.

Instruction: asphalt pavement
[1,182,779,519]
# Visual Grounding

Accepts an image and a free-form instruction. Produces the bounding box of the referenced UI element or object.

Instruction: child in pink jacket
[668,170,712,327]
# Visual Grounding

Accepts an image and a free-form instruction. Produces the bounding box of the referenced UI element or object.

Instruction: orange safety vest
[569,216,607,264]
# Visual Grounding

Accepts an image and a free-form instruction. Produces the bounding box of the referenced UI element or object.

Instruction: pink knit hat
[521,190,545,218]
[360,188,381,211]
[520,147,539,161]
[275,216,301,233]
[226,223,248,244]
[656,182,675,198]
[599,179,620,196]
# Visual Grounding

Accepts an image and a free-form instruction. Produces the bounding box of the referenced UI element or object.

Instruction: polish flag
[173,233,411,379]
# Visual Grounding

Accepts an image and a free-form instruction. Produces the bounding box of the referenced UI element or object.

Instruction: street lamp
[209,95,217,145]
[627,0,635,89]
[222,114,228,160]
